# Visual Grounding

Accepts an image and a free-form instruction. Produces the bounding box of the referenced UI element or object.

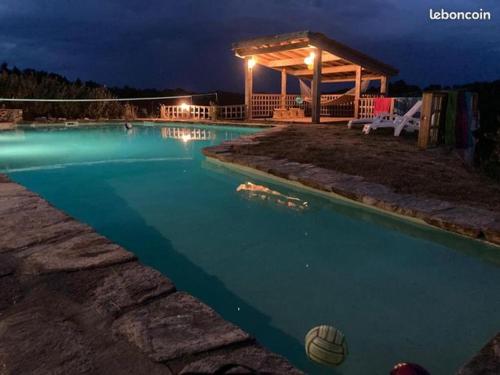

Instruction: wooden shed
[233,31,398,123]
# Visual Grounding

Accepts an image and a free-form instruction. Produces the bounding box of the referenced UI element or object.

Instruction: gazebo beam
[290,64,359,76]
[267,54,340,68]
[235,42,310,57]
[322,75,381,83]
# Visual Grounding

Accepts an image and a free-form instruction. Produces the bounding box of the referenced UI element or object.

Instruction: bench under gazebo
[233,31,398,123]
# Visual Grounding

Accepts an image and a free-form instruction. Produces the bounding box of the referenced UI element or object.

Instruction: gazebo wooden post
[281,68,287,109]
[354,65,362,118]
[244,57,253,120]
[380,76,388,96]
[311,48,322,124]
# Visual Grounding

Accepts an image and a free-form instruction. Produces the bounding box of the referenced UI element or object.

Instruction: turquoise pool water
[1,123,499,374]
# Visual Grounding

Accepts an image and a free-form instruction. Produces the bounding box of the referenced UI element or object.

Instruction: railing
[359,97,383,119]
[161,105,211,120]
[159,97,420,121]
[251,93,353,118]
[251,94,283,118]
[160,104,246,121]
[217,105,246,120]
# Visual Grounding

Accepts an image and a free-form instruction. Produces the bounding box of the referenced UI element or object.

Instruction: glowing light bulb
[180,102,190,111]
[304,52,315,69]
[247,57,256,69]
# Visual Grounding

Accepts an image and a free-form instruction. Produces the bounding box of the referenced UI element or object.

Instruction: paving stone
[0,274,23,312]
[44,261,175,317]
[457,332,500,375]
[0,298,94,375]
[358,185,403,208]
[0,199,87,253]
[254,158,289,174]
[112,292,251,362]
[0,195,45,215]
[483,219,500,246]
[178,344,303,374]
[392,195,455,219]
[425,206,497,238]
[0,291,172,375]
[0,174,11,183]
[20,231,136,274]
[0,182,34,197]
[269,161,312,180]
[0,253,18,277]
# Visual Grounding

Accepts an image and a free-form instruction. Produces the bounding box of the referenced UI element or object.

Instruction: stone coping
[0,175,301,374]
[203,126,500,247]
[457,333,500,375]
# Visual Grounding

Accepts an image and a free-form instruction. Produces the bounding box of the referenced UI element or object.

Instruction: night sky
[1,0,499,93]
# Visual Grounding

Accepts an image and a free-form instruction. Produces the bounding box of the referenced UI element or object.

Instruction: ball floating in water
[305,325,348,367]
[391,362,430,375]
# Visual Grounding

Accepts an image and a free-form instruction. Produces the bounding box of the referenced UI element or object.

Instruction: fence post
[210,105,218,121]
[418,92,433,149]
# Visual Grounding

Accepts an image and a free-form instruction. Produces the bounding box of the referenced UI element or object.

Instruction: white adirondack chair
[362,100,422,136]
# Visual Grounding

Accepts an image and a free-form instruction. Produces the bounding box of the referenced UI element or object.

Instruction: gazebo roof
[233,31,398,82]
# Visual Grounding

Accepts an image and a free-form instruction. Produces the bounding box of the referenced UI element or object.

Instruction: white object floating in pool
[305,264,309,268]
[305,325,348,367]
[237,307,241,311]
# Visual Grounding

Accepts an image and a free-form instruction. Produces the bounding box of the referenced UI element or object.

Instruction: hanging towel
[373,97,392,115]
[444,91,457,146]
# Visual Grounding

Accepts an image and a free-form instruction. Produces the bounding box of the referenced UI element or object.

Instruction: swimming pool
[1,123,499,374]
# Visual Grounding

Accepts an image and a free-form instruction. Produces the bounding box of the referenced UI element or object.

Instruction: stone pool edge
[203,126,500,247]
[0,174,302,374]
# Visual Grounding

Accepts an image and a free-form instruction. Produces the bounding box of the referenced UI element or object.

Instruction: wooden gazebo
[233,31,398,123]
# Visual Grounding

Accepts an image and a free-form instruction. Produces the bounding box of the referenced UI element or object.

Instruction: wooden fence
[159,97,420,121]
[251,94,353,118]
[217,105,246,120]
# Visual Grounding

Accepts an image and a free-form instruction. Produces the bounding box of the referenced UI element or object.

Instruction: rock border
[0,175,301,374]
[203,126,500,246]
[457,333,500,375]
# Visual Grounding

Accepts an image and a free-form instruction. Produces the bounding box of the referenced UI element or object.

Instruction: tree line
[0,63,192,120]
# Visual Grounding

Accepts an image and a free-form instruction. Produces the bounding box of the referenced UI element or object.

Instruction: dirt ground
[233,125,500,213]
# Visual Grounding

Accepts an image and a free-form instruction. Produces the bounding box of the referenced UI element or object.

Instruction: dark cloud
[0,0,498,91]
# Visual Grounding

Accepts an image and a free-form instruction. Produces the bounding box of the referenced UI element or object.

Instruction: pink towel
[373,98,392,115]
